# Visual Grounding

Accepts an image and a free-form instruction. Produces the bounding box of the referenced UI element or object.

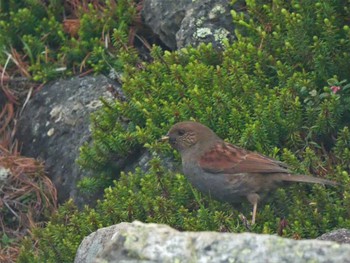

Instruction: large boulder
[142,0,245,50]
[75,221,350,263]
[16,75,123,206]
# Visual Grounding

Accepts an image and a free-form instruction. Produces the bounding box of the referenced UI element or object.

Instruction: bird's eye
[178,129,185,136]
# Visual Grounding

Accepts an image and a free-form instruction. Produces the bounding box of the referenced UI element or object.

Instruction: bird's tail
[280,174,337,186]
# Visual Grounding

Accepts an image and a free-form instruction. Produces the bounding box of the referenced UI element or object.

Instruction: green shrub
[18,158,350,262]
[0,0,136,81]
[19,0,350,262]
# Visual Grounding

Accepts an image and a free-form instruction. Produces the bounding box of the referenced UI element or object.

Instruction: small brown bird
[162,121,337,224]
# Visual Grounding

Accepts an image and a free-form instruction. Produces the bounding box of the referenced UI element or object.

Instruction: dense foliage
[0,0,136,81]
[17,0,350,262]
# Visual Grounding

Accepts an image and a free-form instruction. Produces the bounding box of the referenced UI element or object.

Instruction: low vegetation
[1,0,349,262]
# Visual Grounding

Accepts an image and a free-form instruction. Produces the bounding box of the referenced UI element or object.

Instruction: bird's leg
[252,202,257,225]
[247,193,260,225]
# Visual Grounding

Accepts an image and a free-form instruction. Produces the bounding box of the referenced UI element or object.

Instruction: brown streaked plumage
[163,121,337,225]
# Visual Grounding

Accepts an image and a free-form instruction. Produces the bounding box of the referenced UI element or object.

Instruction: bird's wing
[198,141,290,174]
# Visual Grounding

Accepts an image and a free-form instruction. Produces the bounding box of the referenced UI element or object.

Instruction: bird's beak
[159,135,169,142]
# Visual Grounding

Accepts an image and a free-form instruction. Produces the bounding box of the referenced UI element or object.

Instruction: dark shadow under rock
[142,0,192,50]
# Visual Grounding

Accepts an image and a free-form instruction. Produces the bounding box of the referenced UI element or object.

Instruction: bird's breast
[182,161,249,203]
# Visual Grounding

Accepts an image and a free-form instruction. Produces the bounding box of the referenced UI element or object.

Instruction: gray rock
[16,75,123,206]
[142,0,192,50]
[142,0,245,50]
[75,221,350,263]
[317,228,350,244]
[74,224,126,263]
[176,0,239,49]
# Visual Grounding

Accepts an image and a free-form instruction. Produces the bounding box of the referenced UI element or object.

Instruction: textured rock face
[317,228,350,244]
[16,75,123,206]
[142,0,192,50]
[74,224,125,263]
[176,0,238,49]
[142,0,245,50]
[74,221,350,263]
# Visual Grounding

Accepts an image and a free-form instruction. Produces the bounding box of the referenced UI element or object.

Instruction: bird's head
[162,121,219,154]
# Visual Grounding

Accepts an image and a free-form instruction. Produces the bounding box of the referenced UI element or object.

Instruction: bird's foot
[239,213,252,231]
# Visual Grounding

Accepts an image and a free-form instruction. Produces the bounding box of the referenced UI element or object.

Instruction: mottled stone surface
[317,228,350,244]
[176,0,241,49]
[74,221,350,263]
[16,75,123,206]
[142,0,245,50]
[74,224,125,263]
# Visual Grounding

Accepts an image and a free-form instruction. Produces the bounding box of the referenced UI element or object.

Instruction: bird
[162,121,337,225]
